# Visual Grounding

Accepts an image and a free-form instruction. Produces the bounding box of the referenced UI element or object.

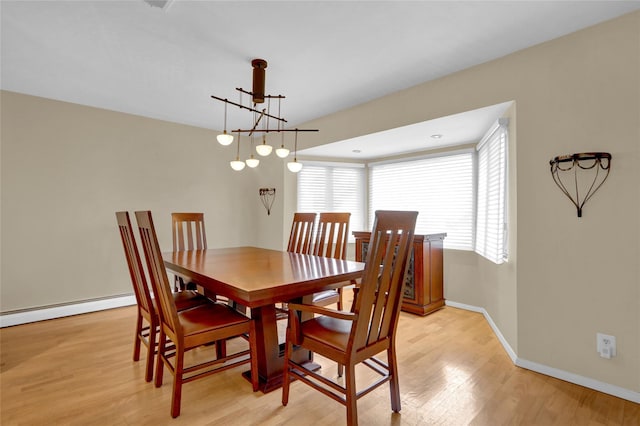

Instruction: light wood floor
[1,300,638,425]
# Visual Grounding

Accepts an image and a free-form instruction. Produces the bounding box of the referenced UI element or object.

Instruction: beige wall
[1,11,638,394]
[293,12,639,392]
[0,92,286,310]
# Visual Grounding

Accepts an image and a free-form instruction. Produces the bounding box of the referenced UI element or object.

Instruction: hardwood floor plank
[1,302,638,425]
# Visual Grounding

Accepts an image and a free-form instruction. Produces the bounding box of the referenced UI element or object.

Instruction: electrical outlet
[597,333,616,359]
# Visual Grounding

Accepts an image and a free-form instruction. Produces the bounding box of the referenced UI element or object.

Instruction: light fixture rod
[210,95,287,124]
[235,87,285,100]
[211,59,318,160]
[231,128,318,134]
[246,110,266,137]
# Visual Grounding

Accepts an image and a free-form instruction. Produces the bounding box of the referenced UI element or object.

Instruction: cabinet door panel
[353,231,446,316]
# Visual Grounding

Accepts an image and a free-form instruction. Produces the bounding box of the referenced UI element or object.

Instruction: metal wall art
[549,152,611,217]
[259,188,276,216]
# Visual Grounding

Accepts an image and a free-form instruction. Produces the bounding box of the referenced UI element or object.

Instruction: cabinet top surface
[352,231,447,240]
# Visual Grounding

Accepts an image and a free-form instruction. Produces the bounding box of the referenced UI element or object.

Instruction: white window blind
[475,118,508,264]
[297,164,365,239]
[369,152,474,250]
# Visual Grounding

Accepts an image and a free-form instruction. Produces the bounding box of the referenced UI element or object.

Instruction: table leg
[242,303,314,393]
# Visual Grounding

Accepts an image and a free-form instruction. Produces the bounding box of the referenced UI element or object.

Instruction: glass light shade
[230,159,246,171]
[287,160,303,173]
[275,147,290,158]
[255,143,273,157]
[246,156,260,168]
[217,132,234,146]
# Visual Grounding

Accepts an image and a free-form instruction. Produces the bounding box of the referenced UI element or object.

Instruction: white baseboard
[446,300,518,363]
[516,358,640,404]
[0,295,137,328]
[445,300,640,404]
[3,296,638,403]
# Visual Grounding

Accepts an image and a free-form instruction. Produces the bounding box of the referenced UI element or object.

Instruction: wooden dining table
[162,246,365,393]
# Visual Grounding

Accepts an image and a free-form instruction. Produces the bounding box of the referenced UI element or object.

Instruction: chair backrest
[313,212,350,260]
[136,211,181,337]
[287,212,316,254]
[172,212,207,252]
[350,210,418,351]
[116,211,154,316]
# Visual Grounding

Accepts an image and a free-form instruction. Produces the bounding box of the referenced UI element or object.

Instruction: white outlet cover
[597,333,617,357]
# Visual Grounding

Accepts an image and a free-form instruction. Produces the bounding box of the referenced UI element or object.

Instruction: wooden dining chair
[171,212,207,291]
[135,210,258,418]
[115,211,208,382]
[287,212,316,255]
[277,212,318,319]
[172,212,235,312]
[311,212,351,311]
[282,210,418,426]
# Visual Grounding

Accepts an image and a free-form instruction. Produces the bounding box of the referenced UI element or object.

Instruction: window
[475,118,509,263]
[368,152,474,250]
[297,163,365,240]
[296,118,509,264]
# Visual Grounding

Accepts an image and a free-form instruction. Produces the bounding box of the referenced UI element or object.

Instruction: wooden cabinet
[353,231,446,316]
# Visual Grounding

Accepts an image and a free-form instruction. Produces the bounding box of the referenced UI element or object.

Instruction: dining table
[162,246,365,393]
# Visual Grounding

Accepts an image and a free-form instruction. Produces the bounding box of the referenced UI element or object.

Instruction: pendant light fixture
[275,143,290,158]
[256,135,273,156]
[210,59,317,172]
[287,130,303,173]
[229,131,246,171]
[246,155,260,168]
[216,102,234,146]
[275,105,290,158]
[246,137,260,168]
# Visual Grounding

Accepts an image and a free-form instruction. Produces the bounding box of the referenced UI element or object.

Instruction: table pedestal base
[243,360,320,394]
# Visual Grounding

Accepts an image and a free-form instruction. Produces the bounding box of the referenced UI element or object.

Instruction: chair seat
[178,303,250,336]
[312,289,339,304]
[172,290,209,311]
[302,316,351,353]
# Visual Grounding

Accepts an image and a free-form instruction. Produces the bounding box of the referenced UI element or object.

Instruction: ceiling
[2,1,639,159]
[298,101,512,160]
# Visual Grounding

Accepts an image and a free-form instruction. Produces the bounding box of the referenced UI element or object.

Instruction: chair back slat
[350,211,417,351]
[172,213,207,252]
[287,213,316,254]
[313,212,350,260]
[136,211,181,336]
[116,211,154,315]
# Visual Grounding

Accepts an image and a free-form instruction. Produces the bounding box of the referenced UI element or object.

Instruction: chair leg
[337,363,343,377]
[281,336,293,406]
[154,330,166,388]
[350,284,360,313]
[173,275,180,292]
[345,364,358,426]
[337,288,343,311]
[145,322,156,382]
[174,276,188,291]
[387,347,401,413]
[171,348,184,418]
[215,340,227,359]
[133,313,142,362]
[234,302,247,315]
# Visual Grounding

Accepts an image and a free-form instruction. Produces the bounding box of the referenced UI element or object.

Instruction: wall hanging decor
[259,188,276,216]
[549,152,611,217]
